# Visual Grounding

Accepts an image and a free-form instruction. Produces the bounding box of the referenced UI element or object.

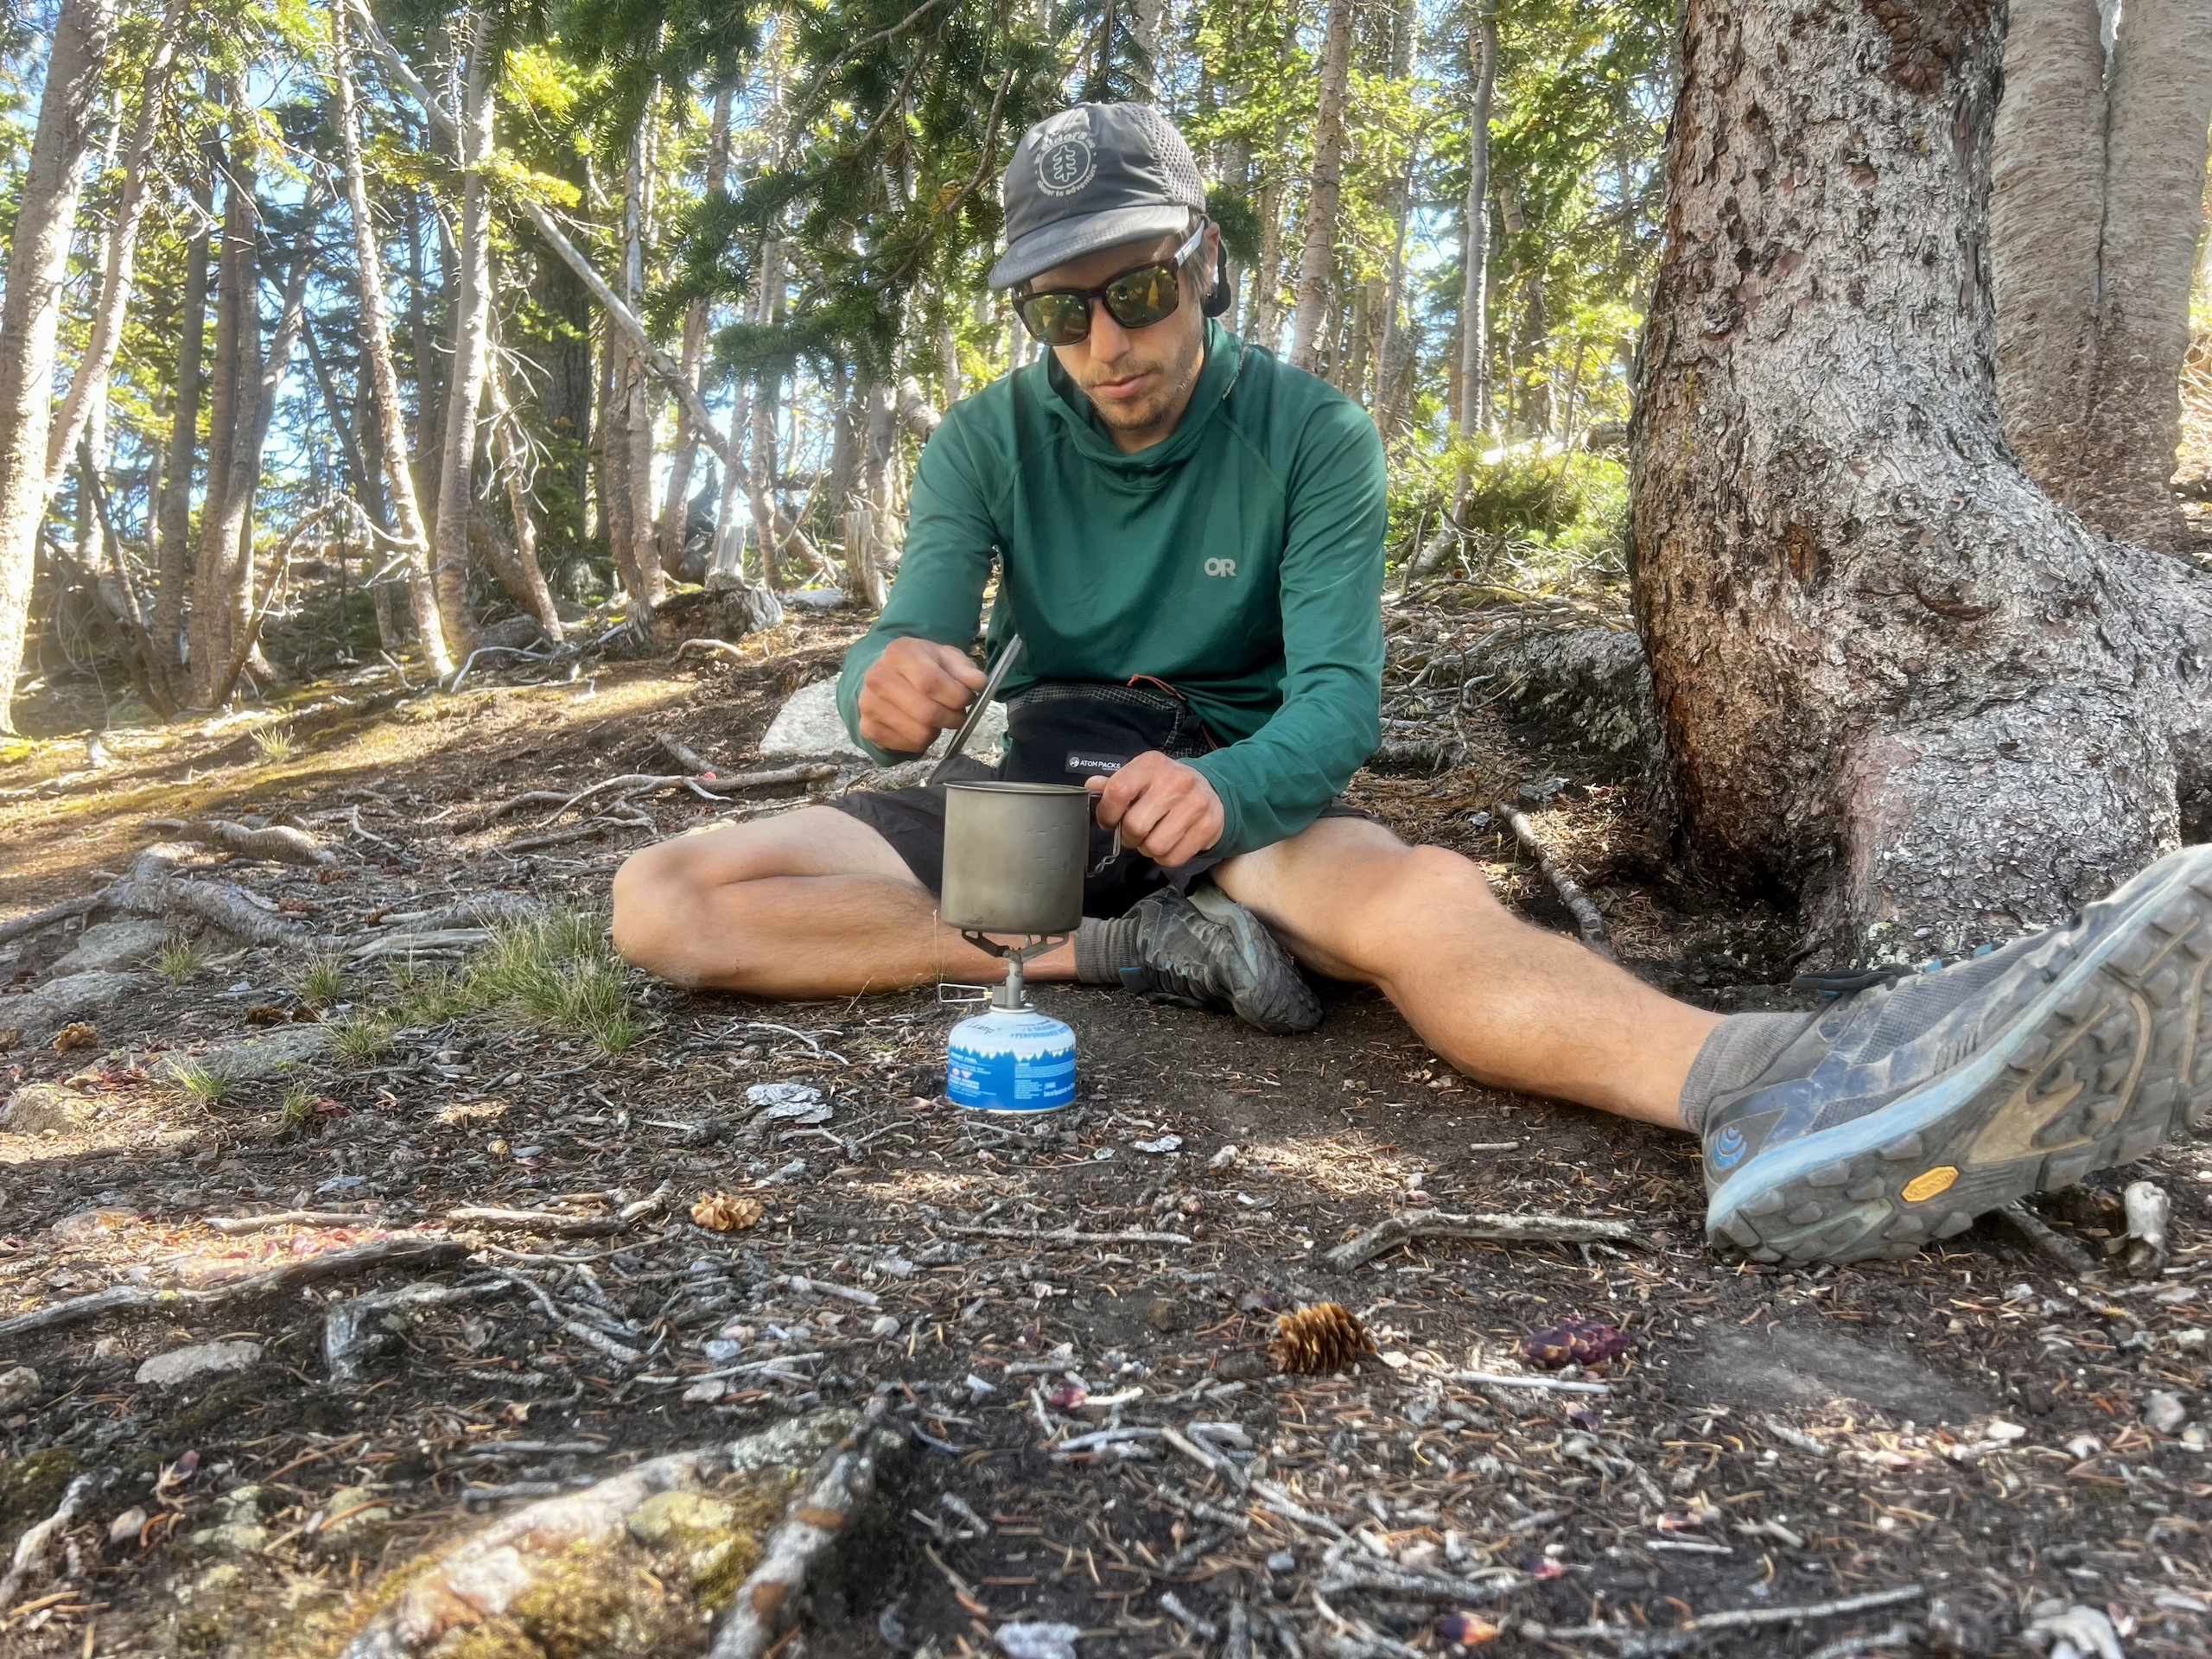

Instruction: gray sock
[1678,1012,1815,1135]
[1076,915,1142,985]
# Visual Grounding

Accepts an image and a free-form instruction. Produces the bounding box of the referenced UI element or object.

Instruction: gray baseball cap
[988,103,1207,290]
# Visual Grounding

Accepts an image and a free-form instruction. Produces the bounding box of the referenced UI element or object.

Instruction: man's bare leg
[610,807,1072,997]
[1213,817,1714,1127]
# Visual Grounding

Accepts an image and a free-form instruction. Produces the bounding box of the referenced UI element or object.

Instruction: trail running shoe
[1703,844,2212,1265]
[1122,884,1322,1035]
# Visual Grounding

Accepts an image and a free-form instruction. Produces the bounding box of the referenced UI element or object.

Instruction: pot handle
[1089,824,1123,876]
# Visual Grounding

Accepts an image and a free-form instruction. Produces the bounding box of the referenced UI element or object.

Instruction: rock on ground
[0,971,147,1041]
[46,919,171,976]
[151,1024,331,1084]
[136,1341,264,1388]
[0,1082,100,1133]
[760,677,1005,764]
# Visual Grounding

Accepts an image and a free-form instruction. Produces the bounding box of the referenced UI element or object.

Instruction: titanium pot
[940,780,1101,936]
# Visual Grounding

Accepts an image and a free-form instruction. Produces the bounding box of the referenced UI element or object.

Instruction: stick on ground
[1493,801,1617,959]
[1324,1208,1641,1271]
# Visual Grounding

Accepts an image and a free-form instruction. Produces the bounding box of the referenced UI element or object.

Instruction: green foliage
[295,954,349,1007]
[466,909,645,1056]
[157,937,206,987]
[332,1014,395,1065]
[170,1062,233,1109]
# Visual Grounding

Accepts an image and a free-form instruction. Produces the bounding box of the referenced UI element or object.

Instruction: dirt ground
[0,597,2207,1659]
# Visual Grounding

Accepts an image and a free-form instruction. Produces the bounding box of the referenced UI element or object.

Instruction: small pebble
[2145,1391,2188,1435]
[869,1315,900,1338]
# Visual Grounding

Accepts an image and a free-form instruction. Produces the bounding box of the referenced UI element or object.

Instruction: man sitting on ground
[614,103,2212,1267]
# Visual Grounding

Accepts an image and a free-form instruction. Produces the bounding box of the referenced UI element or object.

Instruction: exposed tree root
[143,817,337,866]
[0,1471,101,1610]
[0,893,99,948]
[103,847,308,947]
[324,1277,515,1389]
[0,1236,466,1340]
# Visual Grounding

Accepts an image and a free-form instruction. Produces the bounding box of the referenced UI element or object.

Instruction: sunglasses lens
[1020,292,1090,346]
[1104,263,1180,329]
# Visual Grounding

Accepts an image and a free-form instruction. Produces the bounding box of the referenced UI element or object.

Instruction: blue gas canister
[946,1005,1077,1113]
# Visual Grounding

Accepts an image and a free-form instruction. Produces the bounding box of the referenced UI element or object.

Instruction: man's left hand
[1087,752,1224,869]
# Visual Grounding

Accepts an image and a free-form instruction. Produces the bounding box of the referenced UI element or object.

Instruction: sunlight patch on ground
[1238,1131,1426,1199]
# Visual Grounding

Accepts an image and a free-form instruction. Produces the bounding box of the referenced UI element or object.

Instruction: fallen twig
[1323,1208,1641,1271]
[1162,1423,1249,1490]
[674,636,752,666]
[941,1224,1193,1246]
[143,818,335,867]
[531,763,839,828]
[0,1236,466,1340]
[346,927,491,960]
[1993,1202,2100,1276]
[206,1209,391,1235]
[656,732,713,773]
[0,1471,99,1610]
[448,1205,638,1237]
[1493,801,1616,959]
[1318,1559,1522,1604]
[1446,1369,1612,1395]
[491,1269,645,1367]
[1517,1584,1926,1656]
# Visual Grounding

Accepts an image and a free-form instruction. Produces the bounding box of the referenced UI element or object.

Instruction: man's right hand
[856,637,988,754]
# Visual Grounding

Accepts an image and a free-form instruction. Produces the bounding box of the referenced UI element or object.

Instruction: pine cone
[690,1192,765,1233]
[1268,1302,1376,1375]
[51,1021,100,1053]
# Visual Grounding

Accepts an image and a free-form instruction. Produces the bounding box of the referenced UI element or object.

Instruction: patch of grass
[466,909,645,1057]
[170,1061,232,1108]
[388,961,473,1027]
[250,723,295,763]
[278,1082,315,1136]
[294,953,347,1007]
[156,936,205,986]
[331,1015,392,1064]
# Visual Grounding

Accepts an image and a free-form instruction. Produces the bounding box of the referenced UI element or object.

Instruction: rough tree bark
[1287,0,1355,373]
[1455,6,1497,466]
[484,346,564,642]
[152,164,213,688]
[1632,0,2212,961]
[657,88,733,582]
[1990,0,2212,554]
[430,10,493,658]
[331,8,452,676]
[0,0,118,732]
[41,0,189,507]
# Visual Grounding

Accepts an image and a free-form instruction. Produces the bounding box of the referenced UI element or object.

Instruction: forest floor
[0,589,2206,1659]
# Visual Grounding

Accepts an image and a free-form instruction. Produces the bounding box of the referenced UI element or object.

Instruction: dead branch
[1993,1202,2100,1276]
[205,1209,391,1234]
[325,1277,514,1388]
[1323,1208,1641,1272]
[0,1236,466,1340]
[1493,802,1616,959]
[498,820,632,855]
[143,818,336,867]
[940,1224,1193,1246]
[0,770,99,804]
[447,1195,662,1237]
[370,895,544,931]
[707,1419,899,1659]
[1517,1582,1927,1657]
[533,763,840,825]
[0,1470,99,1610]
[0,893,100,948]
[1319,1559,1522,1605]
[489,1269,645,1367]
[1446,1369,1612,1395]
[346,928,489,960]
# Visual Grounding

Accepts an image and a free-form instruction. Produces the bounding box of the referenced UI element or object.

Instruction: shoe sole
[1186,886,1322,1034]
[1707,844,2212,1266]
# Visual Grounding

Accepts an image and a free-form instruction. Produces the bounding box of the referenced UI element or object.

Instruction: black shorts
[833,681,1372,919]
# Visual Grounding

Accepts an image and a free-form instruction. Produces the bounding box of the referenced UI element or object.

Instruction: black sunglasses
[1015,222,1207,347]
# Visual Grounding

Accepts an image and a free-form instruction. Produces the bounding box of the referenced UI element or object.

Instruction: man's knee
[1345,844,1502,963]
[610,838,701,973]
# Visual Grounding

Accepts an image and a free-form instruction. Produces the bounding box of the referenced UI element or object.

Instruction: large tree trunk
[484,348,563,643]
[188,132,259,697]
[1991,0,2212,554]
[655,92,731,584]
[1454,8,1497,464]
[0,0,117,733]
[1632,0,2212,960]
[1287,0,1355,373]
[41,0,188,507]
[429,10,493,658]
[332,9,452,675]
[152,166,213,688]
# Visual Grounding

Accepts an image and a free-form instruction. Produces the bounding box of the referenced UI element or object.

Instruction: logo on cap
[1036,130,1096,196]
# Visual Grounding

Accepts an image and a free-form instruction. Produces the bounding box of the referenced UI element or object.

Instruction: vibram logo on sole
[1903,1166,1959,1203]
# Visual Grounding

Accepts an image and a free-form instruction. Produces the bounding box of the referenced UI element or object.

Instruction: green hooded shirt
[836,321,1387,858]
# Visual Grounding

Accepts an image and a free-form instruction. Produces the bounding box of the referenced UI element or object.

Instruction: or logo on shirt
[1203,557,1237,578]
[1037,135,1096,197]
